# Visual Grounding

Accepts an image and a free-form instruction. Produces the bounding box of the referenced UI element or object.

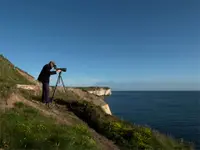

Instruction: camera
[53,65,67,72]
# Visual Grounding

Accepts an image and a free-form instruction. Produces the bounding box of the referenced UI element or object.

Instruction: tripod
[50,71,67,107]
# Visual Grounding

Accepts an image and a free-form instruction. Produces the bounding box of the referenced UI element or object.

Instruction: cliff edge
[74,87,112,96]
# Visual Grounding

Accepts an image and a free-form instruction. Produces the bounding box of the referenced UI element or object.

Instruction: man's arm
[50,71,57,75]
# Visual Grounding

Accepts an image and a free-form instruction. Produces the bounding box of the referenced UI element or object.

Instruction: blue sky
[0,0,199,90]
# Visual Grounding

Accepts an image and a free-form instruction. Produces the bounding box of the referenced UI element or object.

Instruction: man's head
[49,61,56,69]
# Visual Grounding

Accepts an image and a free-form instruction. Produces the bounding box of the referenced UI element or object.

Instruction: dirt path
[3,93,120,150]
[5,93,74,125]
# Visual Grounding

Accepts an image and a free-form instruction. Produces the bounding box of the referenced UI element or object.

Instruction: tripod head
[57,71,62,78]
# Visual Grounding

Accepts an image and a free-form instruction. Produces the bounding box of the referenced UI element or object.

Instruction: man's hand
[56,69,62,73]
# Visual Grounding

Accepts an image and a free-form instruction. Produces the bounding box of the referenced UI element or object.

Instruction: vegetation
[0,54,33,99]
[15,66,35,79]
[0,102,98,150]
[0,55,99,150]
[0,54,32,85]
[52,99,194,150]
[0,82,16,99]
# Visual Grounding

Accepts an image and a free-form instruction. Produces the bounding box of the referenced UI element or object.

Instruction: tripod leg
[60,75,67,93]
[51,74,61,101]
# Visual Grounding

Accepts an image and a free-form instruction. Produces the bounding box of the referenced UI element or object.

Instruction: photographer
[37,61,61,103]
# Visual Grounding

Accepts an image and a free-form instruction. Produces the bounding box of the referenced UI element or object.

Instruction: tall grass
[0,55,32,85]
[0,102,99,150]
[0,55,33,99]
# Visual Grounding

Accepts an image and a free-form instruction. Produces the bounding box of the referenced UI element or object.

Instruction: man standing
[37,61,61,103]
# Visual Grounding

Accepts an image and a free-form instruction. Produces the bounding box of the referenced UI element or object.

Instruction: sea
[105,91,200,149]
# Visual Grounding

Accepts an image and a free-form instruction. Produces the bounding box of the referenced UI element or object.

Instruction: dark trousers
[42,82,50,103]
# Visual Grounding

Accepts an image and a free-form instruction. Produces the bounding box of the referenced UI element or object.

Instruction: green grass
[0,102,99,150]
[0,54,32,85]
[0,54,34,99]
[17,89,195,150]
[0,82,16,99]
[60,99,194,150]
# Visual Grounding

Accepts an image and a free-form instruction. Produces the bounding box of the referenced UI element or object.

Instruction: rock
[101,104,112,115]
[87,88,112,96]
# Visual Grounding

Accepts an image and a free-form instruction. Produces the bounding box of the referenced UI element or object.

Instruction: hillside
[0,54,195,150]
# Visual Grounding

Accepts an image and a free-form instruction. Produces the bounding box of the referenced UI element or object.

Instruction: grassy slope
[0,54,32,85]
[53,99,195,150]
[0,102,98,150]
[0,55,100,150]
[0,54,33,99]
[20,88,195,150]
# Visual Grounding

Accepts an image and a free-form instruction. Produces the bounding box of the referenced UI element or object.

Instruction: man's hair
[49,61,55,65]
[49,61,56,69]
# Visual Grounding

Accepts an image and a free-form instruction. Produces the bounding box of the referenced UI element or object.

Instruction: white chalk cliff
[87,88,112,96]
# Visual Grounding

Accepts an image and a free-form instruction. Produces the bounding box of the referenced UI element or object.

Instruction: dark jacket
[37,64,57,83]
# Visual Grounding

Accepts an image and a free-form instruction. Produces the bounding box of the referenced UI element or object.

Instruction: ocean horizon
[105,91,200,149]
